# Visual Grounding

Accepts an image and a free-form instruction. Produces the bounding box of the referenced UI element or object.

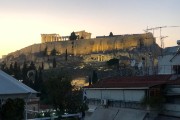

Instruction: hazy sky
[0,0,180,58]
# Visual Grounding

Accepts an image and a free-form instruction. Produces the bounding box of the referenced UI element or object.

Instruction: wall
[158,55,180,74]
[85,89,145,102]
[6,33,155,59]
[164,104,180,117]
[75,30,91,39]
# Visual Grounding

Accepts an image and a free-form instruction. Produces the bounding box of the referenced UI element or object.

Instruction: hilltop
[2,32,161,80]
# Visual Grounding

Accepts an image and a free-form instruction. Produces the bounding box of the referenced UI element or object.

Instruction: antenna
[160,36,168,49]
[144,26,180,48]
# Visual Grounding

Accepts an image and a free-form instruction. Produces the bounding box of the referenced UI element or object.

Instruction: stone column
[51,35,53,42]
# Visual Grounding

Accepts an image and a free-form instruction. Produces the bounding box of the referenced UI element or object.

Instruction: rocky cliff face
[3,32,161,77]
[5,33,155,58]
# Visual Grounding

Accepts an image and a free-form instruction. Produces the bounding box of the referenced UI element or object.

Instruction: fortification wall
[6,33,155,59]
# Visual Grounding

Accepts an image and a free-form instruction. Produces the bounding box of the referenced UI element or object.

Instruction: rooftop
[0,70,37,95]
[85,75,175,89]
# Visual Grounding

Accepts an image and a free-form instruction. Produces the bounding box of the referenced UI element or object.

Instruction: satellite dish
[130,59,136,67]
[138,62,143,69]
[27,70,35,78]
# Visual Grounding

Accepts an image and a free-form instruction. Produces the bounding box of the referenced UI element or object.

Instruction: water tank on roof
[177,40,180,45]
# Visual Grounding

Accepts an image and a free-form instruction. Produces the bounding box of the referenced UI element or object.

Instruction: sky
[0,0,180,58]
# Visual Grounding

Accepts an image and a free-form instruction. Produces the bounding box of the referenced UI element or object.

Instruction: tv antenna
[145,26,180,48]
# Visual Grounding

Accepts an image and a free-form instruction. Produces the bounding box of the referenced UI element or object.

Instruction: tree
[109,32,113,37]
[0,62,7,72]
[1,98,25,120]
[44,74,72,112]
[43,46,48,56]
[33,70,38,90]
[26,61,36,87]
[141,94,165,111]
[9,63,13,75]
[69,31,77,40]
[88,76,92,86]
[50,48,57,56]
[13,62,21,80]
[65,49,68,61]
[41,62,44,70]
[13,62,18,70]
[53,57,56,68]
[92,70,98,84]
[107,58,119,66]
[107,58,119,70]
[22,61,28,84]
[29,61,36,70]
[65,89,84,113]
[38,68,43,90]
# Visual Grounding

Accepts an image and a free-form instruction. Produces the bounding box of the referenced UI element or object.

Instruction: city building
[83,75,180,119]
[158,40,180,74]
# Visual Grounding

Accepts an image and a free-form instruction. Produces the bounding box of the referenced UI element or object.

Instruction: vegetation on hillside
[69,31,77,40]
[0,61,87,118]
[0,98,24,120]
[109,32,113,37]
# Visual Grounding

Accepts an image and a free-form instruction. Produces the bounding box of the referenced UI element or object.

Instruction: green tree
[65,89,84,113]
[107,58,119,66]
[9,63,13,75]
[69,31,77,40]
[50,48,57,56]
[43,46,48,56]
[44,74,72,112]
[38,68,43,91]
[65,49,68,61]
[22,61,28,84]
[1,61,11,74]
[92,70,98,84]
[109,32,113,37]
[88,76,92,86]
[107,58,119,70]
[29,61,36,70]
[53,57,56,68]
[33,70,38,90]
[0,62,6,71]
[1,98,25,120]
[13,62,21,80]
[141,94,165,111]
[41,62,44,70]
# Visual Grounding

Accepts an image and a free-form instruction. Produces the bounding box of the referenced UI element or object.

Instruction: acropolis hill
[4,31,161,72]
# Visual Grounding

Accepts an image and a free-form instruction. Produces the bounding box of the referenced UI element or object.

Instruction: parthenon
[41,34,60,43]
[41,30,91,43]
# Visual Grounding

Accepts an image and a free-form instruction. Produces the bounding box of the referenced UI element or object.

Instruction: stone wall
[6,33,155,59]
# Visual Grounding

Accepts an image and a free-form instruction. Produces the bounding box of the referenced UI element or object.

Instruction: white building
[158,45,180,75]
[0,70,38,120]
[83,75,180,120]
[84,75,171,106]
